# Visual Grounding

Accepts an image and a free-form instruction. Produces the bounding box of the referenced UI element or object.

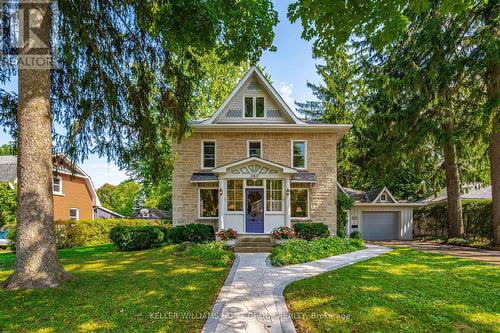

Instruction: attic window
[244,96,265,118]
[380,194,387,202]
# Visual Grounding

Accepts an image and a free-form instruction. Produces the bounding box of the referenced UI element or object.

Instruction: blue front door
[246,188,264,233]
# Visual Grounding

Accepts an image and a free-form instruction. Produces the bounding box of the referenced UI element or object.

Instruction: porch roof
[291,172,317,183]
[211,157,297,174]
[191,172,218,182]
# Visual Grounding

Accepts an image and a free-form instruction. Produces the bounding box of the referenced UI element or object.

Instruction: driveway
[370,240,500,265]
[202,244,391,333]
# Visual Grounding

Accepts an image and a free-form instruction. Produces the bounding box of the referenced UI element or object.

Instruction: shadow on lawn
[0,245,228,333]
[286,248,500,333]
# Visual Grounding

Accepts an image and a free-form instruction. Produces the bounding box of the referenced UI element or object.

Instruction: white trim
[290,187,310,219]
[198,187,220,219]
[205,66,303,124]
[192,123,352,134]
[353,202,422,207]
[373,187,399,204]
[212,156,297,174]
[247,140,263,158]
[52,176,63,195]
[291,140,307,170]
[242,95,267,119]
[201,140,216,170]
[69,207,79,221]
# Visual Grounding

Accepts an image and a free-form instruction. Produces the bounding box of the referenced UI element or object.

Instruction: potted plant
[216,228,238,246]
[271,226,294,245]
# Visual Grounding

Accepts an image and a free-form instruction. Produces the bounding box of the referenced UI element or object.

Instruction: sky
[0,0,321,188]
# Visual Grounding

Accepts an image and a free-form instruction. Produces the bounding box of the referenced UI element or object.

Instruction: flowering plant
[271,226,294,240]
[216,228,238,240]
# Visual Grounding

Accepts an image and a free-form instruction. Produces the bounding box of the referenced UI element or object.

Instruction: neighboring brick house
[0,154,117,221]
[172,67,350,234]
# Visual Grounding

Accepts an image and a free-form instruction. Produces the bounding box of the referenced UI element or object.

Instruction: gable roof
[337,183,420,206]
[203,66,303,125]
[212,156,297,174]
[0,154,101,206]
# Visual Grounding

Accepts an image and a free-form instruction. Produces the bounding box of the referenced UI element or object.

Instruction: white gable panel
[206,66,303,125]
[214,73,290,123]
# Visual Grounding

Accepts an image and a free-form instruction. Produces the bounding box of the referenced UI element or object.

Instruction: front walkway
[202,244,390,333]
[370,241,500,265]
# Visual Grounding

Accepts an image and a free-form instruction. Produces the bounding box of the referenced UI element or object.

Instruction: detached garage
[338,184,420,240]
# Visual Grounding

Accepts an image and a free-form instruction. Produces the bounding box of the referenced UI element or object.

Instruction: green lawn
[0,245,230,333]
[285,248,500,333]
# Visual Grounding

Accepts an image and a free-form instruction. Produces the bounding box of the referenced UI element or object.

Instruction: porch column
[285,178,291,228]
[218,179,225,230]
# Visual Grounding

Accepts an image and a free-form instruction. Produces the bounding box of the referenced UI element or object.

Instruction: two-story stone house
[172,67,350,234]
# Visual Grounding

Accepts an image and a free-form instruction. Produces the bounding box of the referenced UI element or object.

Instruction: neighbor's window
[244,96,265,118]
[245,97,254,118]
[248,141,262,158]
[52,176,62,194]
[69,208,79,221]
[202,141,216,168]
[199,188,219,218]
[266,180,283,212]
[292,141,306,169]
[291,189,308,218]
[227,180,243,212]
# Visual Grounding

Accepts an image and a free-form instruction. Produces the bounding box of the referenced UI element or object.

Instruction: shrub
[109,225,169,251]
[181,241,235,266]
[446,238,472,246]
[216,228,238,240]
[337,192,354,238]
[167,224,215,244]
[271,226,294,240]
[293,222,329,240]
[270,237,365,266]
[350,231,362,239]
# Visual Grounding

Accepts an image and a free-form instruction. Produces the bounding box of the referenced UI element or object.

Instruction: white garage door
[363,212,398,241]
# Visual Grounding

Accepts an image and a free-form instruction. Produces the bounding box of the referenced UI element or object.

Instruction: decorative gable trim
[211,157,297,174]
[205,66,303,125]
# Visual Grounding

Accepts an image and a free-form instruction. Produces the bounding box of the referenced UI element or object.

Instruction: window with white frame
[291,188,309,218]
[380,194,387,202]
[244,96,265,118]
[266,180,283,212]
[292,141,306,169]
[199,188,219,218]
[69,208,79,221]
[227,180,243,211]
[248,141,262,158]
[52,176,63,194]
[202,141,216,169]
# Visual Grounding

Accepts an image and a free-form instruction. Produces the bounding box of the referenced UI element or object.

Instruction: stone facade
[172,131,339,233]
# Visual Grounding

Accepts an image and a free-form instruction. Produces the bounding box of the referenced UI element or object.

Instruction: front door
[245,188,264,233]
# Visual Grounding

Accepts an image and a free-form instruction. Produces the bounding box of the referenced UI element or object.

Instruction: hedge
[109,226,169,251]
[413,200,493,241]
[7,219,158,250]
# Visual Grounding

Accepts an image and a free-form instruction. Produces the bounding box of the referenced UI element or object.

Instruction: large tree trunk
[486,0,500,246]
[2,1,70,289]
[443,138,464,238]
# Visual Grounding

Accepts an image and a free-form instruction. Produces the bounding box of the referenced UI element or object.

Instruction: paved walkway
[202,244,391,333]
[370,241,500,265]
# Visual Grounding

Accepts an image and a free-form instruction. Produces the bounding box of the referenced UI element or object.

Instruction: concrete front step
[234,246,273,253]
[238,237,271,243]
[236,241,272,247]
